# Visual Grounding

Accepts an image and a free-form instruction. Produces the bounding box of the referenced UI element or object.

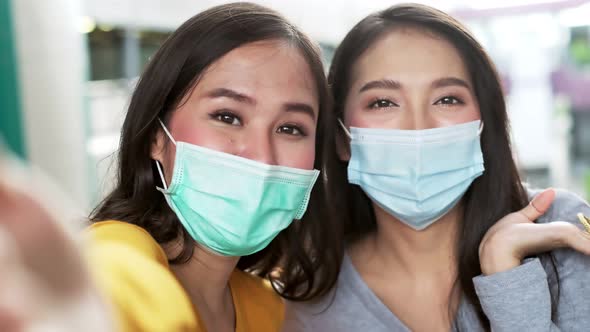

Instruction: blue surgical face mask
[155,119,319,256]
[340,120,485,231]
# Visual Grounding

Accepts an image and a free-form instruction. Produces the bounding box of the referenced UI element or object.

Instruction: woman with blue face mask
[282,4,590,332]
[0,2,337,331]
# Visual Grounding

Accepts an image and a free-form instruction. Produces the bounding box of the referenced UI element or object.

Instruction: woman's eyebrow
[358,79,401,93]
[431,77,471,90]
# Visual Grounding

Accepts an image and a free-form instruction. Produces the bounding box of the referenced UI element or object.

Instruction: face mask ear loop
[155,118,176,191]
[338,118,352,139]
[155,160,168,191]
[478,121,485,135]
[158,118,177,145]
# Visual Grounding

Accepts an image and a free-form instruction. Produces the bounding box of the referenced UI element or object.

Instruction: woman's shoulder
[231,269,282,305]
[86,220,169,266]
[85,221,199,331]
[231,270,285,330]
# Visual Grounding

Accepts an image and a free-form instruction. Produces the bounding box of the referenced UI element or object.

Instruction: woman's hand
[479,188,590,275]
[0,160,113,331]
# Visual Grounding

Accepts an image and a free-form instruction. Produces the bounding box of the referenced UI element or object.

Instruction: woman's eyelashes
[209,110,308,137]
[363,94,467,110]
[433,95,465,106]
[276,123,307,137]
[367,98,399,109]
[209,110,242,126]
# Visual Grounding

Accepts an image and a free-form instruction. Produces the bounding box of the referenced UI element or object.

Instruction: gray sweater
[282,189,590,331]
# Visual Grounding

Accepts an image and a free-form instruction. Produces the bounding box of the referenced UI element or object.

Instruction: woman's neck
[348,203,464,330]
[350,203,462,279]
[165,241,239,320]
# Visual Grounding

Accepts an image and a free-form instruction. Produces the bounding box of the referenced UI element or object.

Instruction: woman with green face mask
[0,3,339,331]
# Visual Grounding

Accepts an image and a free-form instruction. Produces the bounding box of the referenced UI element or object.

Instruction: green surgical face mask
[155,119,319,257]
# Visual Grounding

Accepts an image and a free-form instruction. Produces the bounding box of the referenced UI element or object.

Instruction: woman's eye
[368,99,397,109]
[435,96,463,106]
[211,112,242,126]
[277,125,305,137]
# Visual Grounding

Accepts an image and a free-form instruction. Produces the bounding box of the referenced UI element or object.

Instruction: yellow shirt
[85,221,284,332]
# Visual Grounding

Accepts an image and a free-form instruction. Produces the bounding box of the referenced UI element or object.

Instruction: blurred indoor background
[1,0,589,211]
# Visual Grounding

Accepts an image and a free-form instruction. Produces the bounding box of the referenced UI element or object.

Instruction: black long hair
[90,2,342,299]
[286,3,559,328]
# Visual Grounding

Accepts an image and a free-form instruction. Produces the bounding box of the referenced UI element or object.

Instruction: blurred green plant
[570,38,590,66]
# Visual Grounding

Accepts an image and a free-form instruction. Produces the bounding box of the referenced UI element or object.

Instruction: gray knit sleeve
[472,189,590,331]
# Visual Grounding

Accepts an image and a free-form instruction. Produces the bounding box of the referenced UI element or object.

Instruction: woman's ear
[151,129,166,163]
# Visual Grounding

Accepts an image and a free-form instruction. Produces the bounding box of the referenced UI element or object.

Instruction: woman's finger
[0,180,88,298]
[516,189,556,223]
[511,221,590,257]
[0,307,23,332]
[562,222,590,256]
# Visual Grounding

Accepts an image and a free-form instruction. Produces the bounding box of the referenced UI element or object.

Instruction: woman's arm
[475,189,590,331]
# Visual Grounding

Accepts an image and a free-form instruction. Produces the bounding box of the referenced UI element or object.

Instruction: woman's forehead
[350,28,472,89]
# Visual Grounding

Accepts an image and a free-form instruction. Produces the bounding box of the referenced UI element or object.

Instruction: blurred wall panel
[11,0,90,208]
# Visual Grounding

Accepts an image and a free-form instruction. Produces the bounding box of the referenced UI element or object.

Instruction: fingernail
[577,213,590,233]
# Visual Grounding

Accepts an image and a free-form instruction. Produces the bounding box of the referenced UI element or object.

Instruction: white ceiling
[82,0,588,43]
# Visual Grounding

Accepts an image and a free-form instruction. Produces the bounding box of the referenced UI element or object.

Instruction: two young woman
[0,2,588,332]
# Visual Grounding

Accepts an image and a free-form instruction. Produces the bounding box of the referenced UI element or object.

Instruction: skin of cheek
[344,99,382,129]
[280,142,315,170]
[172,121,235,153]
[158,114,236,184]
[342,90,394,129]
[430,95,482,127]
[432,113,481,128]
[346,110,381,128]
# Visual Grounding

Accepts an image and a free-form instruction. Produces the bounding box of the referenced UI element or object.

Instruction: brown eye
[435,96,463,105]
[210,111,242,126]
[369,99,397,109]
[277,125,305,136]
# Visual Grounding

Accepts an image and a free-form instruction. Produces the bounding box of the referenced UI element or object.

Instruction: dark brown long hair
[287,3,558,328]
[90,2,342,298]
